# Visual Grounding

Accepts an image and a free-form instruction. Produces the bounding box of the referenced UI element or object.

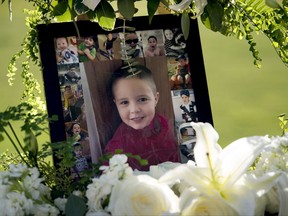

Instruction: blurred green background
[0,1,287,153]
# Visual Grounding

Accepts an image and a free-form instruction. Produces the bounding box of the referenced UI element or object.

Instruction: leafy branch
[199,0,287,67]
[1,0,287,106]
[278,113,288,136]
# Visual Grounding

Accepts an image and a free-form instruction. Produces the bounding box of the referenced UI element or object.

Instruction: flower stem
[1,122,30,167]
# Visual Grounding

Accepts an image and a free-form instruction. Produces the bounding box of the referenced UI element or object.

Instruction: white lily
[169,0,192,11]
[277,173,288,216]
[160,122,280,215]
[194,0,208,15]
[82,0,101,10]
[169,0,207,16]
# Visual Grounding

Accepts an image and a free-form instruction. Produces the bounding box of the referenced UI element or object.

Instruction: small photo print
[77,36,99,62]
[55,36,79,64]
[97,33,121,60]
[118,31,145,58]
[172,89,198,163]
[178,122,196,163]
[168,53,192,90]
[140,30,166,57]
[163,28,186,58]
[171,89,198,124]
[58,63,81,86]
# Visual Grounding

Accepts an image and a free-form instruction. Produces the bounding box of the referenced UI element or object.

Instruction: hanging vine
[1,0,287,110]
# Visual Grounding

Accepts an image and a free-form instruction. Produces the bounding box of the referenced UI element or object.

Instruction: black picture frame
[37,14,213,167]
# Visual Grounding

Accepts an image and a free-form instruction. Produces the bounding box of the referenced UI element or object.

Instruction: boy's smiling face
[113,78,159,130]
[56,38,68,50]
[164,29,173,40]
[181,94,190,105]
[84,37,94,47]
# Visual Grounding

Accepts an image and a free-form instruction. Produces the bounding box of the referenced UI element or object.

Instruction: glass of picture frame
[37,14,213,174]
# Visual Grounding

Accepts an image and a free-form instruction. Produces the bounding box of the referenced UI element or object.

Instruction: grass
[0,1,287,153]
[199,24,288,145]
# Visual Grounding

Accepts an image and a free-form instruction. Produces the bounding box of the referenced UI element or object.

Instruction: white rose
[108,175,179,216]
[86,176,116,211]
[180,189,238,216]
[149,162,181,179]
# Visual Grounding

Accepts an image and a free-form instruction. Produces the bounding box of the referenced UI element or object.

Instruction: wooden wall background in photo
[83,56,175,150]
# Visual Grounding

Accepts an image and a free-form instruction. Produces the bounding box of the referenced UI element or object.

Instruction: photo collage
[54,27,199,176]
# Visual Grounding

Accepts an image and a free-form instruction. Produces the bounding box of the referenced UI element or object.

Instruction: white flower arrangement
[83,122,288,216]
[1,122,288,215]
[0,164,59,216]
[249,134,288,215]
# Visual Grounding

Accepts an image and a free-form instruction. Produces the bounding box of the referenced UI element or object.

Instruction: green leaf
[52,0,68,16]
[24,128,38,159]
[49,114,59,122]
[181,12,190,40]
[74,0,90,15]
[117,0,135,19]
[147,0,160,24]
[53,0,76,21]
[95,0,116,30]
[201,1,224,32]
[0,134,4,142]
[265,0,282,9]
[160,0,170,8]
[65,194,87,216]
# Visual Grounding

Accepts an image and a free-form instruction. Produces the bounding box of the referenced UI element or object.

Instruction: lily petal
[278,173,288,216]
[194,0,208,15]
[169,0,192,11]
[218,136,270,187]
[82,0,101,10]
[191,122,222,168]
[222,184,256,215]
[159,164,212,192]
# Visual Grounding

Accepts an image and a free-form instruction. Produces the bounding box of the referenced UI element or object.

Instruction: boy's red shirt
[104,113,180,171]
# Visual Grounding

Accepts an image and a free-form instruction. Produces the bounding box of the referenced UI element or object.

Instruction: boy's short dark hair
[180,127,187,135]
[176,54,187,61]
[73,142,82,148]
[148,35,157,41]
[180,89,190,97]
[109,64,157,99]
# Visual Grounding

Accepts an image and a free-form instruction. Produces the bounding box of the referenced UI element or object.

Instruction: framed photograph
[37,14,213,172]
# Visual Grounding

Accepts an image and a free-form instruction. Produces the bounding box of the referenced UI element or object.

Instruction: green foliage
[2,0,287,109]
[65,194,87,216]
[0,2,287,207]
[147,0,161,23]
[117,0,136,19]
[181,12,190,40]
[203,0,288,67]
[201,0,224,32]
[74,0,90,16]
[7,2,52,111]
[94,0,116,30]
[278,113,288,136]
